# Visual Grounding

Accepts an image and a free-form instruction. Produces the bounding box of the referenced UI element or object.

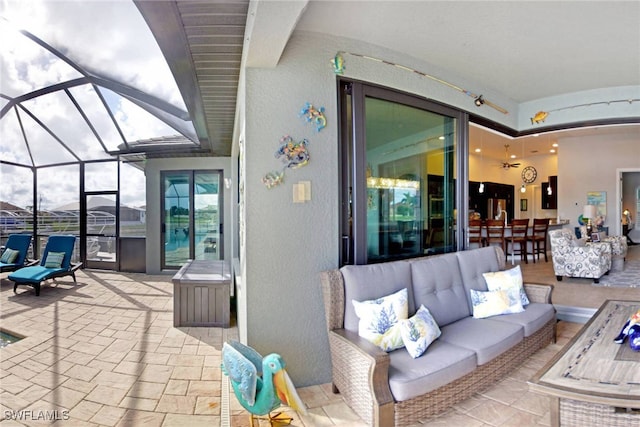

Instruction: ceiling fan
[500,144,521,169]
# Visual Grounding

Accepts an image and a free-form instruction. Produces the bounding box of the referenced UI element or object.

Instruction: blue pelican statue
[222,341,306,425]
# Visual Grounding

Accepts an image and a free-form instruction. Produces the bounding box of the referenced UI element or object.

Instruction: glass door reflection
[163,173,191,268]
[194,172,220,261]
[162,170,222,269]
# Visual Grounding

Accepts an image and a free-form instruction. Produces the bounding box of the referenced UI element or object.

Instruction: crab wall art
[275,135,310,169]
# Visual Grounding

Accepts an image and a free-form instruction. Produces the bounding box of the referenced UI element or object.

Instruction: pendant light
[520,140,526,193]
[478,133,484,193]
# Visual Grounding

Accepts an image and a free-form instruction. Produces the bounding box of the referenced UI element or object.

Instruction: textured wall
[241,31,518,386]
[557,134,639,235]
[240,30,640,386]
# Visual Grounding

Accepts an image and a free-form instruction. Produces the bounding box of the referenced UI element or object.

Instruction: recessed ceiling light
[439,136,445,140]
[552,143,558,147]
[510,154,517,159]
[475,148,481,153]
[550,149,556,153]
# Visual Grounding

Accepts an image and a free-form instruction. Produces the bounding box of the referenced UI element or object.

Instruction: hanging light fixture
[520,140,526,193]
[478,132,485,193]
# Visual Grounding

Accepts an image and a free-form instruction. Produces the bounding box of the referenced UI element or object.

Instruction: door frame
[160,169,224,269]
[617,167,640,236]
[83,191,119,270]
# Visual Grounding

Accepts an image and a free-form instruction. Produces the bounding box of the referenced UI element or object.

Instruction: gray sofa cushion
[341,261,415,333]
[410,253,470,326]
[456,247,502,313]
[439,317,524,365]
[491,303,556,337]
[388,340,476,402]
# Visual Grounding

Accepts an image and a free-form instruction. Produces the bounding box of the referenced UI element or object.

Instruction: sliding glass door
[339,81,467,265]
[162,171,222,268]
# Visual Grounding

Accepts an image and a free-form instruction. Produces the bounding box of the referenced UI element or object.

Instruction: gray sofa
[320,246,556,426]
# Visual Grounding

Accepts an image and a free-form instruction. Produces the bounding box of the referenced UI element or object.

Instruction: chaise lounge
[9,235,82,296]
[0,234,35,272]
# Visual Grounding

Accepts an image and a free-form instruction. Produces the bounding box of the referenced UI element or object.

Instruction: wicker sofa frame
[320,252,556,427]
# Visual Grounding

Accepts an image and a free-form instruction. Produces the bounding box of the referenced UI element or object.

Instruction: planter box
[172,260,231,327]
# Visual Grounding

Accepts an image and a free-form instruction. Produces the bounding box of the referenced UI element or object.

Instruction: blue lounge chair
[0,234,35,273]
[9,235,82,296]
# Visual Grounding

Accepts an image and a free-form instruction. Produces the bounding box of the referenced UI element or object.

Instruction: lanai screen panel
[1,0,199,169]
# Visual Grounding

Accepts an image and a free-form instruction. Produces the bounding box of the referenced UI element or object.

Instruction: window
[339,81,468,265]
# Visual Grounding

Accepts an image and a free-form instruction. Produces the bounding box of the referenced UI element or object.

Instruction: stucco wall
[241,31,518,387]
[557,133,640,236]
[240,30,640,387]
[145,157,232,274]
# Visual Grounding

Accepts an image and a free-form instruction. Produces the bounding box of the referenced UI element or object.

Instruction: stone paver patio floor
[1,270,242,426]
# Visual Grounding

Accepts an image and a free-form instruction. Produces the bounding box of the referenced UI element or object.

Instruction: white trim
[554,304,596,324]
[617,167,640,237]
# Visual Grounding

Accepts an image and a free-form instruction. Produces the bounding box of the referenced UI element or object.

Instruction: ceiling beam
[244,0,309,68]
[134,0,211,152]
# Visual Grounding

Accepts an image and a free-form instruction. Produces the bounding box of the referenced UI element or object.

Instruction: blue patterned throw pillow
[470,288,524,319]
[400,305,441,358]
[352,288,408,352]
[483,265,530,306]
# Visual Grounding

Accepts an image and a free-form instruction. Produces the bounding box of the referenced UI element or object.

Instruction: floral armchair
[601,235,628,271]
[549,229,612,283]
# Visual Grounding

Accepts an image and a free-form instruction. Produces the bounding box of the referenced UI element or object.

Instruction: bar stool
[468,219,485,248]
[506,218,530,264]
[485,219,506,254]
[529,218,550,262]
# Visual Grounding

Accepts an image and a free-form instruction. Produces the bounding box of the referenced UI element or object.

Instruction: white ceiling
[292,1,640,103]
[246,0,640,160]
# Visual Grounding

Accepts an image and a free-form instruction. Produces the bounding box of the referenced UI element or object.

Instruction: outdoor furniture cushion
[491,303,556,337]
[410,253,469,326]
[439,317,524,365]
[388,339,476,401]
[455,247,503,312]
[0,234,33,272]
[341,261,414,333]
[9,265,66,283]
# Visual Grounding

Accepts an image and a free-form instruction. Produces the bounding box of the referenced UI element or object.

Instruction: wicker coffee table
[529,300,640,426]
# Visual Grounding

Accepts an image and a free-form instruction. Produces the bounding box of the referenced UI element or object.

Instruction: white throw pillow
[483,265,530,306]
[352,288,408,352]
[470,288,523,319]
[400,305,441,358]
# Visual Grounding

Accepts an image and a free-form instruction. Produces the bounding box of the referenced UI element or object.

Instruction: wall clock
[521,166,537,183]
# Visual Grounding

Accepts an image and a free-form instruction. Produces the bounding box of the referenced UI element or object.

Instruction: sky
[0,0,192,210]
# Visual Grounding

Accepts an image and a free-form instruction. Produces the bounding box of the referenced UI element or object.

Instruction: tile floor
[0,266,585,426]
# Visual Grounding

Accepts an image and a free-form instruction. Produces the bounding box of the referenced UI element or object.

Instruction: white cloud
[0,0,188,210]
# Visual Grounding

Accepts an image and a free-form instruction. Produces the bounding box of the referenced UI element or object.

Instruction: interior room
[1,1,639,426]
